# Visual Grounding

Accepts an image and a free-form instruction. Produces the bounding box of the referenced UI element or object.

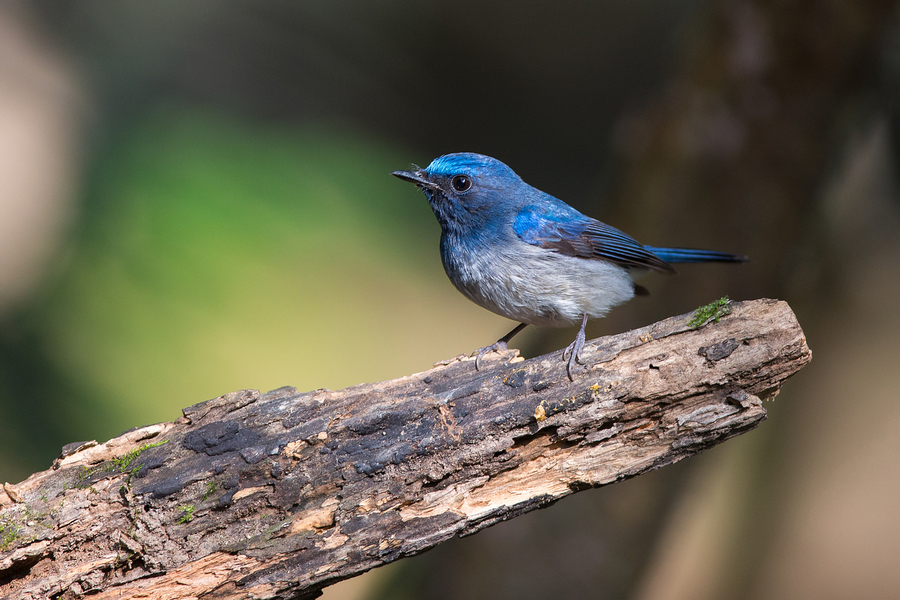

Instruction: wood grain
[0,299,810,600]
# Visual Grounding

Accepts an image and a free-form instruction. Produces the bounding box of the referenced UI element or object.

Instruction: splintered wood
[0,299,810,600]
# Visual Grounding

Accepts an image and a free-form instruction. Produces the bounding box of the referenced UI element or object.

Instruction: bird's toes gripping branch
[562,314,589,380]
[473,322,528,370]
[473,341,509,370]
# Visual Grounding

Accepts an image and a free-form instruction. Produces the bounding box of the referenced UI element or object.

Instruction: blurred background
[1,0,898,598]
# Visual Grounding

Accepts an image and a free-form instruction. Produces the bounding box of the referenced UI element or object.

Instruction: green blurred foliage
[0,107,504,482]
[4,2,894,598]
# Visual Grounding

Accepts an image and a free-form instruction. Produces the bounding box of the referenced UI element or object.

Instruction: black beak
[391,169,437,190]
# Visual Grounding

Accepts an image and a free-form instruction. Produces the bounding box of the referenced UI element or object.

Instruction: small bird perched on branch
[393,152,746,379]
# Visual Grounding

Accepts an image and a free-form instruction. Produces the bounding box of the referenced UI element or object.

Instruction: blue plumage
[392,152,746,378]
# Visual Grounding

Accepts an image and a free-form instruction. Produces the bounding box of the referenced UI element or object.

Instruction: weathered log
[0,298,810,599]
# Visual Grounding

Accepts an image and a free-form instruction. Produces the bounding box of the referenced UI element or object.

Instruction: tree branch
[0,298,810,600]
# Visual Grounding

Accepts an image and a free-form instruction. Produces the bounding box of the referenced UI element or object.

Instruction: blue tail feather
[643,246,747,264]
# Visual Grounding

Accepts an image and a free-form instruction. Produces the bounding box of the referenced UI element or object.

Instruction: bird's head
[392,152,526,234]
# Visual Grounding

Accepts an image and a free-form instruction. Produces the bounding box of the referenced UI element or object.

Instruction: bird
[392,152,746,379]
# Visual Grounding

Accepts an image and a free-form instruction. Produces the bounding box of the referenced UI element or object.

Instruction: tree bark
[0,298,810,600]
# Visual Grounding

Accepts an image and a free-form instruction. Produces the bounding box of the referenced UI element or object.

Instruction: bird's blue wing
[513,205,676,273]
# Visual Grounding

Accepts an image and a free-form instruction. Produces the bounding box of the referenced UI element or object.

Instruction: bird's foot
[472,323,528,370]
[562,314,589,380]
[562,335,585,381]
[473,341,509,370]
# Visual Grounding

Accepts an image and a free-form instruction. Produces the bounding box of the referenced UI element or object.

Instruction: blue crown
[425,152,520,181]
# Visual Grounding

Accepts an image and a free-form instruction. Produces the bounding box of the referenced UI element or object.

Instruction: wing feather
[514,205,676,273]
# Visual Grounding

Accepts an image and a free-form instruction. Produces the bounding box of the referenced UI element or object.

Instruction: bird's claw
[474,341,509,370]
[562,328,586,380]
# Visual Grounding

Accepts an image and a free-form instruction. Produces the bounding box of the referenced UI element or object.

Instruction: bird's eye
[451,175,473,193]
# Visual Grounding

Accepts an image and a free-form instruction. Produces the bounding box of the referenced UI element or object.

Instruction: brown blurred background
[1,1,898,599]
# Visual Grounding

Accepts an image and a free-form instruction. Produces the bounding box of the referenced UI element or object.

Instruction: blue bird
[392,152,746,378]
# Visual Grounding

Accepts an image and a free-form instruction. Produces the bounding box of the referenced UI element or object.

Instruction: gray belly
[442,240,636,327]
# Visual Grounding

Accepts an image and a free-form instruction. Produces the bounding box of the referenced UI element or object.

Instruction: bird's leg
[474,322,528,370]
[562,313,589,380]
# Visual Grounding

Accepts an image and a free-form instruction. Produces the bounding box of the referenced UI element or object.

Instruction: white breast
[442,237,636,327]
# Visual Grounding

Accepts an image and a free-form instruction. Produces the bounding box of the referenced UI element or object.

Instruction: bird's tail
[643,246,748,264]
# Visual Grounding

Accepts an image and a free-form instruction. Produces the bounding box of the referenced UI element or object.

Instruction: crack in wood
[0,299,810,600]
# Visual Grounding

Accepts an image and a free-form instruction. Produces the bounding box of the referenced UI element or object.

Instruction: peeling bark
[0,299,810,600]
